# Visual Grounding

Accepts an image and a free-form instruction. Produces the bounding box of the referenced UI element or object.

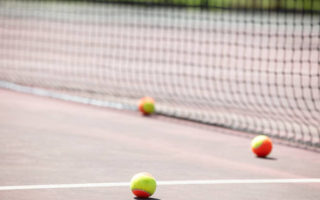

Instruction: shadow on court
[257,156,278,160]
[153,115,320,154]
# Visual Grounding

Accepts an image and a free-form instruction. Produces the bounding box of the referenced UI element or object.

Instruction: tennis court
[0,0,319,199]
[1,89,319,199]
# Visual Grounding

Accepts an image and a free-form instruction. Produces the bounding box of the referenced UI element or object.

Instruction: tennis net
[0,0,319,147]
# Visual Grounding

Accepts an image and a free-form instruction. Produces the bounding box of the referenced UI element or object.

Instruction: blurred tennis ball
[138,97,155,115]
[251,135,272,157]
[130,172,157,198]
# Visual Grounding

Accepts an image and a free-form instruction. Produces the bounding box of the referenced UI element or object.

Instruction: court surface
[0,88,319,200]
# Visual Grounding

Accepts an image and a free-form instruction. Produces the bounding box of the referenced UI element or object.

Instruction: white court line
[0,81,136,111]
[0,179,319,191]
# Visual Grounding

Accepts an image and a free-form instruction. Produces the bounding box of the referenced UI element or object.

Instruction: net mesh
[0,0,319,147]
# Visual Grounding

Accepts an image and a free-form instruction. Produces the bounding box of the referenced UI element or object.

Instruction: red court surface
[0,89,319,200]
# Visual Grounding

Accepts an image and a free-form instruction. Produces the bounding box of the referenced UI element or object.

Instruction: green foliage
[23,0,320,12]
[128,0,320,11]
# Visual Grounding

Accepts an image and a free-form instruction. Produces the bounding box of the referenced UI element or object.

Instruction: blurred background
[0,0,319,148]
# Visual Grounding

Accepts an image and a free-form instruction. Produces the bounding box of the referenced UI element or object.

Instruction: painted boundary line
[1,179,319,191]
[0,81,136,111]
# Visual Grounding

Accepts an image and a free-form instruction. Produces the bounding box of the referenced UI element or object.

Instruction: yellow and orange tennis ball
[251,135,273,157]
[130,172,157,198]
[138,97,155,115]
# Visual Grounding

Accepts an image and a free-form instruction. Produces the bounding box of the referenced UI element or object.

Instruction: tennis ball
[251,135,272,157]
[138,97,155,115]
[130,172,157,198]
